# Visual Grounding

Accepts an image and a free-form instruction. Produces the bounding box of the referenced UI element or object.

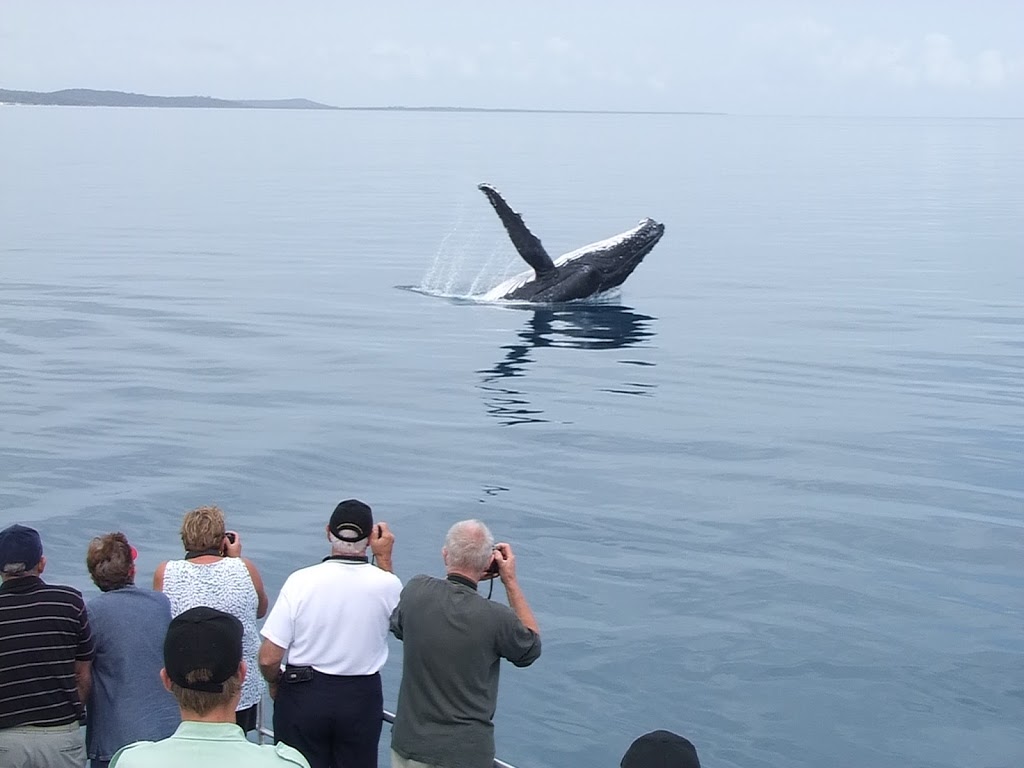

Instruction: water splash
[418,216,523,299]
[414,217,629,305]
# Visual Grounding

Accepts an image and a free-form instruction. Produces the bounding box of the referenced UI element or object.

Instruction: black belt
[282,665,379,683]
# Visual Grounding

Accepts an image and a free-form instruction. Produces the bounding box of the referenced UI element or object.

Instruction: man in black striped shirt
[0,524,95,767]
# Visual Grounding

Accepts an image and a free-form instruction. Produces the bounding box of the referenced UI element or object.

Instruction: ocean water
[0,107,1021,768]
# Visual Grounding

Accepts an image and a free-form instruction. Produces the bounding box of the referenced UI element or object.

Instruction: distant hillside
[0,88,337,110]
[0,87,725,115]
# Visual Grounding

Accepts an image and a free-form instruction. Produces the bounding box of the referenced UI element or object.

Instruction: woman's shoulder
[161,558,186,573]
[221,556,253,574]
[166,556,247,572]
[212,556,258,588]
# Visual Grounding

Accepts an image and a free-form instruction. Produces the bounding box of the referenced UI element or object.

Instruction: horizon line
[1,87,1021,120]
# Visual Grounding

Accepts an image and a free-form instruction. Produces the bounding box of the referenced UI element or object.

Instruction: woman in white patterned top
[154,505,269,732]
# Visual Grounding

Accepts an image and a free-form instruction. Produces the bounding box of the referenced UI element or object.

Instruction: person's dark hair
[86,532,135,592]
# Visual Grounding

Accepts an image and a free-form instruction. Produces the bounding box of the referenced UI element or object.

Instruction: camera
[484,547,500,577]
[224,532,236,545]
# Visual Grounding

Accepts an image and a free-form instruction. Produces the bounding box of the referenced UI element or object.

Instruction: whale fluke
[477,183,556,277]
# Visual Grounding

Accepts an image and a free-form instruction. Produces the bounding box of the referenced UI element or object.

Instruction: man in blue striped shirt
[0,523,95,767]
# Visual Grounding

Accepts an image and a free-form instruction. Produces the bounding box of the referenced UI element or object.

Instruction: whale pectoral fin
[478,183,557,277]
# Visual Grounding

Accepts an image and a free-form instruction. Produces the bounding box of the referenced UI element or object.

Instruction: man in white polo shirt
[258,500,401,768]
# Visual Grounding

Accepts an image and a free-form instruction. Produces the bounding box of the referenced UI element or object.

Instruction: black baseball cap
[164,606,243,693]
[621,730,701,768]
[329,499,373,542]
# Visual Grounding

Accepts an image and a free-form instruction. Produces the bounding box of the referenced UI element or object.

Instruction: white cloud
[743,18,1022,92]
[646,74,668,92]
[591,66,633,87]
[826,37,918,86]
[921,33,970,87]
[360,35,666,95]
[544,36,572,56]
[741,17,833,47]
[976,49,1008,88]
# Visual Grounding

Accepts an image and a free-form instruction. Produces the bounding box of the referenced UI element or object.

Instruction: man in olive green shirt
[390,520,541,768]
[110,607,308,768]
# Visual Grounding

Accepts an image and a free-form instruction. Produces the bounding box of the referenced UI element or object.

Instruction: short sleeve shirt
[389,574,541,768]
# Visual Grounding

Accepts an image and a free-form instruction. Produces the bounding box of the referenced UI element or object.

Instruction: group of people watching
[0,501,700,768]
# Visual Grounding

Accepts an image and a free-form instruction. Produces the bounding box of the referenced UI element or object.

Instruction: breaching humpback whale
[477,183,665,302]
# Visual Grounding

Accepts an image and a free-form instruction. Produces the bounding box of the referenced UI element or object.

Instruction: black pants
[236,703,258,733]
[273,669,382,768]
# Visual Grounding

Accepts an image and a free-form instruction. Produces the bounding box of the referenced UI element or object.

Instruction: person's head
[621,730,701,768]
[86,532,137,592]
[443,519,495,576]
[326,499,373,556]
[0,524,45,581]
[161,606,245,718]
[180,505,226,552]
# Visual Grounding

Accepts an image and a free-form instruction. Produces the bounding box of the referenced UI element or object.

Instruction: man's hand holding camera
[483,541,538,634]
[370,522,395,573]
[481,542,518,585]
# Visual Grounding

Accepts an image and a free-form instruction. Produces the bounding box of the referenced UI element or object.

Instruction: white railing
[256,705,517,768]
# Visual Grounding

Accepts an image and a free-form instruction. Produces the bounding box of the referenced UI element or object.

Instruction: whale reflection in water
[478,304,657,426]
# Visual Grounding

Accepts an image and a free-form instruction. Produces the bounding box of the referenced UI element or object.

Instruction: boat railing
[256,704,517,768]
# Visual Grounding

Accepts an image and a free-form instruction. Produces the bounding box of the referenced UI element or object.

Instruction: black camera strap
[184,547,223,560]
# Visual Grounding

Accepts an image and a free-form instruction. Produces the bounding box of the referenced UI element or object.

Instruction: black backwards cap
[164,606,243,693]
[621,730,701,768]
[329,499,373,542]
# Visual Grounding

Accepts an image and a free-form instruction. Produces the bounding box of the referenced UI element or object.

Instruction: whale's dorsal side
[477,183,557,278]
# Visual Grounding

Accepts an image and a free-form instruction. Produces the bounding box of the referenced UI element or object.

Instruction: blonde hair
[170,670,241,715]
[180,506,226,552]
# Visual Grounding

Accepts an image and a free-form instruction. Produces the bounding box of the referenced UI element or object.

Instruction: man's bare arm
[495,543,540,635]
[75,660,92,705]
[504,579,539,635]
[370,522,395,573]
[258,638,286,700]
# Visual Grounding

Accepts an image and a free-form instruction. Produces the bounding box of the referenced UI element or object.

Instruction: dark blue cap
[0,524,43,572]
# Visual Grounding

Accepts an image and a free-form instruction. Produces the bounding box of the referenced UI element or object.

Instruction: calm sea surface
[1,107,1021,768]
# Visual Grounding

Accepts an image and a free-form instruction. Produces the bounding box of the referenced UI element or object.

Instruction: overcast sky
[2,1,1022,116]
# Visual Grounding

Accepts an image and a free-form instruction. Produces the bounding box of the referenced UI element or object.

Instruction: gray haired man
[389,519,541,768]
[259,499,400,768]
